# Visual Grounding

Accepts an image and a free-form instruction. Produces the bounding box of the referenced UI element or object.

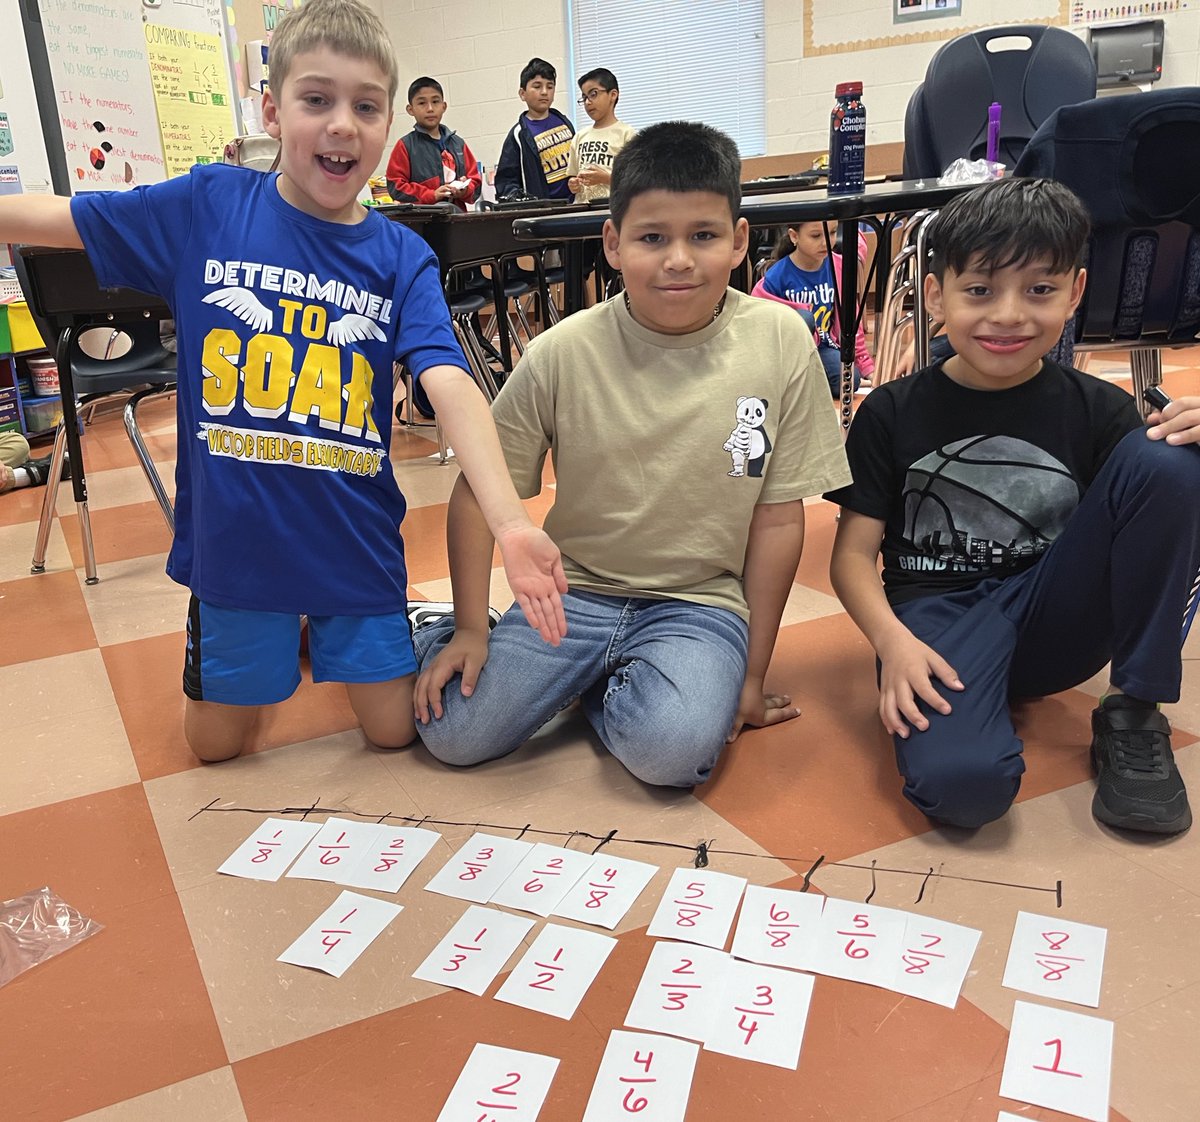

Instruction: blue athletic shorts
[183,596,418,706]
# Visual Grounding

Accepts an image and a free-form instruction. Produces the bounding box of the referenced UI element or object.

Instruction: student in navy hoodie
[495,58,574,200]
[386,77,481,210]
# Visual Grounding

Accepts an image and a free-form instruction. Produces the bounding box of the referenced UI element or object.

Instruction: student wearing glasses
[566,68,636,204]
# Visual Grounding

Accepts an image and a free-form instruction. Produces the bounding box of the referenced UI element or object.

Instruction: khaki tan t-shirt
[491,289,852,620]
[566,122,637,202]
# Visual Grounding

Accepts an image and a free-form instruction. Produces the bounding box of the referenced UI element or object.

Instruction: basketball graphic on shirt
[902,435,1079,572]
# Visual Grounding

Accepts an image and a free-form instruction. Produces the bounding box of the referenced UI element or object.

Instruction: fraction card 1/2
[729,884,825,971]
[1002,911,1107,1007]
[645,867,748,949]
[552,854,659,930]
[494,922,617,1020]
[276,890,402,978]
[423,832,534,904]
[581,1030,700,1122]
[412,904,534,996]
[436,1043,560,1122]
[217,817,321,882]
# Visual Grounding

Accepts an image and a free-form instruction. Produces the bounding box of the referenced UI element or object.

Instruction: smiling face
[519,76,556,119]
[406,86,446,135]
[602,189,749,336]
[926,255,1086,390]
[262,45,393,225]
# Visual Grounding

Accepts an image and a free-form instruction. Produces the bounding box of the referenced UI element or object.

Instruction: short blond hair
[268,0,399,104]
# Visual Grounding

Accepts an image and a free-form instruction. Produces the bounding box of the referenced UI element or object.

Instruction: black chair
[1014,86,1200,414]
[903,25,1097,178]
[16,247,176,584]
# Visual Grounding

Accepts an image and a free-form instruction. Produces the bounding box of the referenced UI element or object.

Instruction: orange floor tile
[1,360,1197,1121]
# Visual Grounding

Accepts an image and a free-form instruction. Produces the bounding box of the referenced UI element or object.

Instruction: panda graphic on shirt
[722,395,772,478]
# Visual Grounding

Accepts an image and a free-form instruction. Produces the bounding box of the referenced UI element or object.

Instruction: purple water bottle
[828,81,866,196]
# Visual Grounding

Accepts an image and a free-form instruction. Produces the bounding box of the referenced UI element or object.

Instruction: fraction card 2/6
[489,843,595,916]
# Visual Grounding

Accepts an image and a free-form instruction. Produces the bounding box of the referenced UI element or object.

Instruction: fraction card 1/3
[411,904,534,996]
[423,832,534,904]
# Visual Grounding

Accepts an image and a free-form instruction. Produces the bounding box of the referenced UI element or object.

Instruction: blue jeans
[797,309,860,397]
[413,589,749,787]
[891,429,1200,828]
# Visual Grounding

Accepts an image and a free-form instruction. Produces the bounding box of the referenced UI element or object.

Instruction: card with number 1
[437,1043,559,1122]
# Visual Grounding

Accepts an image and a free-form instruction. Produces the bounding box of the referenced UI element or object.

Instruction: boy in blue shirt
[0,0,565,763]
[827,178,1200,835]
[495,58,575,200]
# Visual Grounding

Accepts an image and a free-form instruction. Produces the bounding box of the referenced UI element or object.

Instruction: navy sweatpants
[891,428,1200,828]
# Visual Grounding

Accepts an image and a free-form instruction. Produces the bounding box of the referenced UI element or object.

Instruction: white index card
[809,897,908,989]
[217,817,321,881]
[494,922,617,1020]
[997,1114,1029,1122]
[337,825,441,893]
[704,958,815,1070]
[730,884,825,971]
[277,890,402,978]
[1002,911,1107,1008]
[888,913,982,1009]
[437,1043,559,1122]
[412,904,534,996]
[553,853,659,930]
[999,1001,1113,1122]
[285,817,382,883]
[423,832,534,903]
[582,1030,700,1122]
[645,867,747,949]
[489,843,595,916]
[624,940,730,1042]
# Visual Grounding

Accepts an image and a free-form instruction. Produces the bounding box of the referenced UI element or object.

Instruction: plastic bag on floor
[0,886,104,987]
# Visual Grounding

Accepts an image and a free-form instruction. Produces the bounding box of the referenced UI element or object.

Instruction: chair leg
[124,386,175,533]
[454,317,500,400]
[1130,348,1162,420]
[30,422,69,575]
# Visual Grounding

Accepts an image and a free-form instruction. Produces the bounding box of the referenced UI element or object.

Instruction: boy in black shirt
[827,178,1200,835]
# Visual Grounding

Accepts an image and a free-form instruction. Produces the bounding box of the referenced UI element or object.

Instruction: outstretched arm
[830,509,963,738]
[0,196,83,249]
[728,499,806,741]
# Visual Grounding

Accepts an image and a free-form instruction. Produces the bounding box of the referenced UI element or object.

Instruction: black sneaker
[23,454,71,487]
[1091,695,1192,834]
[406,601,502,632]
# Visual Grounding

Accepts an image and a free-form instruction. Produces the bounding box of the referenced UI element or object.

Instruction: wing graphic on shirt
[326,312,387,346]
[202,287,274,333]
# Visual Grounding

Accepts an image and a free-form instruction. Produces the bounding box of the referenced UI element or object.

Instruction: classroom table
[513,178,976,430]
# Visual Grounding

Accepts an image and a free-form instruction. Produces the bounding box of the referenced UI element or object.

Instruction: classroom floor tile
[2,363,1198,1121]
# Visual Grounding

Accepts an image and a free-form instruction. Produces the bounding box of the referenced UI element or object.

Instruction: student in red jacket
[386,77,481,210]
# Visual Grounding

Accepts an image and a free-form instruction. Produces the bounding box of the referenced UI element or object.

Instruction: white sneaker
[406,601,503,631]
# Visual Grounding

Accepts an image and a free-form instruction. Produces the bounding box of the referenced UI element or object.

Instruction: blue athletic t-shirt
[761,255,838,348]
[71,163,466,617]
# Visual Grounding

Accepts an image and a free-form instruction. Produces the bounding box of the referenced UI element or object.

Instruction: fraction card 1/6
[276,890,402,978]
[423,832,534,904]
[809,898,908,989]
[625,940,731,1042]
[217,817,321,882]
[704,958,816,1070]
[729,884,825,971]
[552,854,659,930]
[1002,911,1107,1008]
[494,922,617,1020]
[888,913,982,1009]
[489,843,596,916]
[645,867,747,949]
[582,1030,700,1122]
[999,1001,1113,1122]
[436,1043,560,1122]
[411,904,534,996]
[335,825,442,894]
[284,817,385,884]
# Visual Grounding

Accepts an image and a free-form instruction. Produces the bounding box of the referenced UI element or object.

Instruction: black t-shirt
[824,361,1142,605]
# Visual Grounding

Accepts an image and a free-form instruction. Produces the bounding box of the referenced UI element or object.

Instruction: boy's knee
[904,754,1021,829]
[607,720,727,788]
[416,714,521,768]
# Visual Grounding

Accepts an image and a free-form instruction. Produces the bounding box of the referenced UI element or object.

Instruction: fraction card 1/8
[411,904,534,996]
[423,832,534,904]
[276,890,402,978]
[488,843,596,917]
[436,1043,560,1122]
[729,884,825,971]
[999,1001,1113,1122]
[494,922,617,1020]
[624,940,731,1042]
[1002,911,1107,1008]
[645,867,748,949]
[217,817,321,882]
[581,1030,700,1122]
[335,825,442,894]
[552,854,659,930]
[704,958,816,1070]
